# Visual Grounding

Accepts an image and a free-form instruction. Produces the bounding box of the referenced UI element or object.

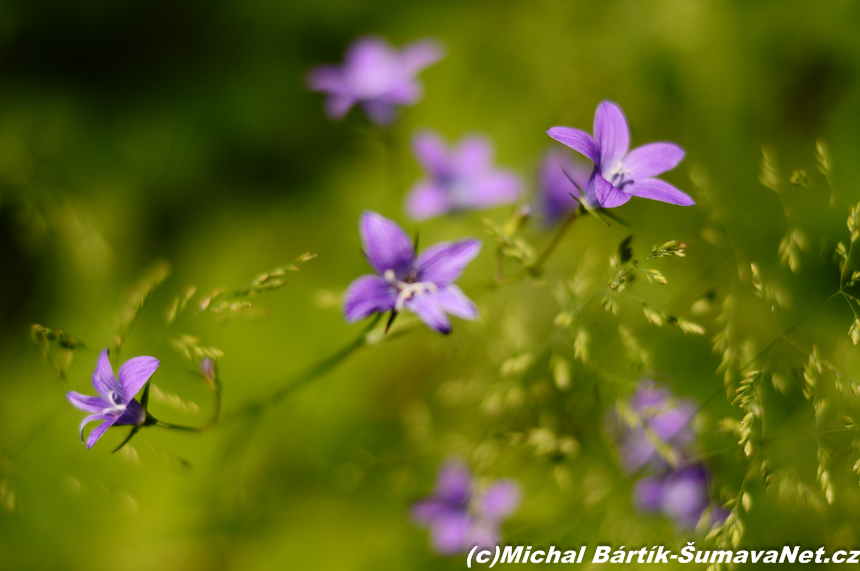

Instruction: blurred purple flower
[412,460,521,555]
[538,148,593,222]
[344,211,481,334]
[67,349,159,449]
[547,101,693,208]
[634,465,725,529]
[405,131,522,221]
[616,381,698,472]
[307,37,443,125]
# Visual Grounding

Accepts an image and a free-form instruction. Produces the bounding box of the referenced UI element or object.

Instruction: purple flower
[538,148,593,222]
[67,349,159,449]
[307,37,442,125]
[344,211,481,334]
[615,381,698,473]
[547,101,693,208]
[412,460,521,555]
[405,131,522,221]
[634,465,720,529]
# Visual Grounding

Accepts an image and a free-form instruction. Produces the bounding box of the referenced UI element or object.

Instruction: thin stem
[226,313,383,421]
[530,207,580,272]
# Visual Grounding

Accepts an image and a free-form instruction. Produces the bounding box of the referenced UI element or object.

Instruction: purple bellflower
[307,37,442,125]
[405,131,522,221]
[344,211,481,334]
[634,465,716,529]
[412,460,521,555]
[547,101,694,208]
[538,148,592,223]
[611,381,698,473]
[67,349,159,449]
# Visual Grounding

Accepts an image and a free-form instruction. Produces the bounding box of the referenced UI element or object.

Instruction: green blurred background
[2,0,860,569]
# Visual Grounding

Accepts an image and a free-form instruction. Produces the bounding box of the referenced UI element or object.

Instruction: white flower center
[384,269,438,311]
[606,161,634,190]
[103,390,127,415]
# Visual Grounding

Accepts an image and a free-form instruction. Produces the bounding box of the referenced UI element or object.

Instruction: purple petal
[435,285,478,320]
[412,132,450,178]
[467,171,522,208]
[400,39,444,75]
[412,498,460,526]
[91,349,122,400]
[118,356,159,400]
[429,512,471,555]
[405,181,453,221]
[661,466,710,528]
[415,240,481,285]
[622,143,685,179]
[379,81,421,105]
[633,474,665,511]
[466,520,501,551]
[343,37,399,98]
[590,173,631,208]
[359,211,415,278]
[324,95,355,120]
[435,460,472,505]
[593,101,629,170]
[116,398,146,426]
[619,430,659,472]
[343,275,397,322]
[79,413,120,448]
[86,419,119,450]
[67,391,110,414]
[452,136,493,175]
[648,401,696,444]
[546,127,600,164]
[539,150,592,222]
[625,178,695,206]
[307,65,344,94]
[477,479,521,520]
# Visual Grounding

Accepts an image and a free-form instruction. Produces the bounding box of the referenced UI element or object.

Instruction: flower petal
[593,101,629,170]
[412,498,458,525]
[546,127,600,164]
[661,466,710,528]
[407,296,451,333]
[625,178,695,206]
[359,211,415,278]
[79,413,120,447]
[466,171,522,208]
[118,356,160,400]
[343,275,397,322]
[67,391,110,414]
[465,519,500,551]
[633,474,666,511]
[405,181,453,221]
[415,240,481,286]
[429,512,471,555]
[306,65,344,94]
[477,479,521,520]
[622,142,685,179]
[590,173,631,208]
[91,349,122,400]
[539,150,592,222]
[400,39,444,75]
[412,132,450,178]
[324,95,355,120]
[452,136,493,175]
[86,418,120,450]
[435,285,478,320]
[436,460,472,505]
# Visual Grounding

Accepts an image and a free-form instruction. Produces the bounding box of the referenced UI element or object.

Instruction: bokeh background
[2,0,860,569]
